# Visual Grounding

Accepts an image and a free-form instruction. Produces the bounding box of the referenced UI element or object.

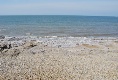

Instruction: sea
[0,15,118,37]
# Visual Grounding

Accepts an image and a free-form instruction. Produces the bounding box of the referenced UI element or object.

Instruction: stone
[41,50,45,53]
[0,35,5,39]
[0,43,12,52]
[58,45,61,48]
[11,49,20,57]
[0,43,7,52]
[8,37,21,41]
[23,41,37,49]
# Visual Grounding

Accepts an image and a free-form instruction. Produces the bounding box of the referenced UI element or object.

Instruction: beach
[0,15,118,80]
[0,36,118,80]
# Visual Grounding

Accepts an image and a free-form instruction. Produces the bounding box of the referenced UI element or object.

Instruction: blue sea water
[0,15,118,37]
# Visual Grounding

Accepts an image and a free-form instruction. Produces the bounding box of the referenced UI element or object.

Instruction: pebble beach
[0,36,118,80]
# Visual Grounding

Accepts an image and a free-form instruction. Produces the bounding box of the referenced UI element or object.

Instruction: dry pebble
[0,37,118,80]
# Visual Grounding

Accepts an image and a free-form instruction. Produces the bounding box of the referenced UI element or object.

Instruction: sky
[0,0,118,16]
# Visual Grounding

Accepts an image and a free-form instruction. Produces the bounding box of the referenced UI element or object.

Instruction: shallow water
[0,15,118,37]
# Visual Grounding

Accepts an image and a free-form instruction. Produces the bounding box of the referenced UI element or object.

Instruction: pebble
[0,35,5,39]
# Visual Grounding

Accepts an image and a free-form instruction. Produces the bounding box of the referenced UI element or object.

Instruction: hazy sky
[0,0,118,16]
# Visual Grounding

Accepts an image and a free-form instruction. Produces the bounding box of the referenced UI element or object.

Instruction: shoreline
[0,35,118,49]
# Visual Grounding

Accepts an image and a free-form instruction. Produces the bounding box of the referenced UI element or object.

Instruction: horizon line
[0,15,117,17]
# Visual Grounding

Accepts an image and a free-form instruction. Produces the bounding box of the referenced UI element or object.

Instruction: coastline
[1,35,118,48]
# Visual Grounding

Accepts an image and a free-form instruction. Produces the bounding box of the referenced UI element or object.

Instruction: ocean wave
[0,28,6,31]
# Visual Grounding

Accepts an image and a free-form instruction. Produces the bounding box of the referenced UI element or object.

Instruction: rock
[30,42,37,47]
[11,49,20,57]
[12,43,19,47]
[0,43,12,52]
[58,45,61,48]
[44,44,48,47]
[0,43,7,52]
[41,50,45,53]
[8,37,21,41]
[31,51,36,54]
[23,41,37,49]
[1,48,20,56]
[2,49,8,53]
[0,35,5,39]
[76,43,79,46]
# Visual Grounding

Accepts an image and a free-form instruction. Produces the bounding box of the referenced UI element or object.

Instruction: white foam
[1,35,118,48]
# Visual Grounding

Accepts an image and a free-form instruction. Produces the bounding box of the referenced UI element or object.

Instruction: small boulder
[0,43,7,52]
[0,43,12,52]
